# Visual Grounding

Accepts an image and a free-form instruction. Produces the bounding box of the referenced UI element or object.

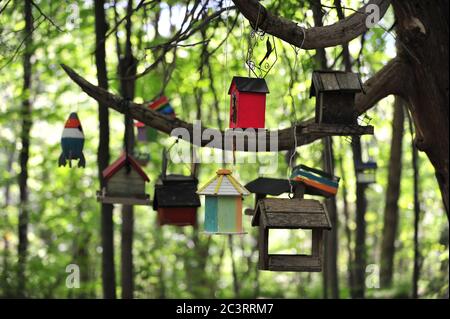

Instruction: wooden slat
[301,123,374,136]
[263,199,324,213]
[319,73,340,91]
[266,212,330,229]
[267,255,322,272]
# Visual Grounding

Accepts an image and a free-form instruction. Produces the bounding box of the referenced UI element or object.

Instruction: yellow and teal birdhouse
[197,169,249,235]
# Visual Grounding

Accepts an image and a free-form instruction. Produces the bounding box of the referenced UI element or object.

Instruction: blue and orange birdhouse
[197,169,249,235]
[135,96,175,142]
[228,76,269,129]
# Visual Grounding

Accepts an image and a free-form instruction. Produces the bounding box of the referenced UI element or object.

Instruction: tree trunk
[94,0,116,299]
[406,110,422,299]
[17,0,33,298]
[310,0,339,299]
[118,0,137,299]
[392,0,449,216]
[380,98,405,287]
[351,137,367,299]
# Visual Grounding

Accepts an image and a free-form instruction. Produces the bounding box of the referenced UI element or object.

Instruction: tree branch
[61,61,403,151]
[231,0,390,49]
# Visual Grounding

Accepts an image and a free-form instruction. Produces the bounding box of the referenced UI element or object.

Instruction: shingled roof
[252,198,331,229]
[310,70,364,97]
[153,178,200,209]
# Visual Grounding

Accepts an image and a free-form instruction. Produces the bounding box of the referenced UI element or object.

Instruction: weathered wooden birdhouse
[228,76,269,129]
[135,96,175,142]
[310,70,364,125]
[290,164,340,197]
[355,160,377,185]
[252,197,331,272]
[97,152,151,205]
[197,169,250,234]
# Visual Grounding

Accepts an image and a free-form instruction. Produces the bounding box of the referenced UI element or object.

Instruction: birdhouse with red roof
[97,152,151,205]
[228,76,269,129]
[135,96,175,142]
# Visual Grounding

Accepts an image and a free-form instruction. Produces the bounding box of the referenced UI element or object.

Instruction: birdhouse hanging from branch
[152,150,200,227]
[228,76,269,129]
[310,70,364,125]
[135,96,175,142]
[290,164,340,197]
[355,160,378,185]
[58,112,86,168]
[252,196,332,272]
[197,169,249,235]
[97,152,151,205]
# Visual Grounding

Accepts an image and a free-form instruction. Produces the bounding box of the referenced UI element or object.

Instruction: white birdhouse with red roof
[97,152,151,205]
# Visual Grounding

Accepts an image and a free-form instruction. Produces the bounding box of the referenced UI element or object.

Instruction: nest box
[310,70,364,125]
[252,198,331,272]
[228,76,269,129]
[153,175,200,227]
[97,152,151,205]
[355,160,377,185]
[197,169,250,235]
[135,96,175,142]
[290,164,340,197]
[153,150,200,226]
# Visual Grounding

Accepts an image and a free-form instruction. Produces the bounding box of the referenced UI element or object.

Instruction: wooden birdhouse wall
[204,195,243,233]
[106,167,146,197]
[229,83,266,129]
[157,207,197,226]
[316,92,356,124]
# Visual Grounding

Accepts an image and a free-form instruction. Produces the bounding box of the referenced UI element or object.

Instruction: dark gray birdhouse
[252,198,331,272]
[310,70,364,125]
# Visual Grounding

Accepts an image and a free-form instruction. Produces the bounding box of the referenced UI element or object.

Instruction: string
[287,26,306,198]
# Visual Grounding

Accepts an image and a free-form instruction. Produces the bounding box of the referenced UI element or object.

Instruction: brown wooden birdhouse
[252,198,331,272]
[310,70,364,125]
[97,152,151,205]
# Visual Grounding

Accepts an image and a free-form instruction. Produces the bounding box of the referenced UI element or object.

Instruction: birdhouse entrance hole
[268,229,312,256]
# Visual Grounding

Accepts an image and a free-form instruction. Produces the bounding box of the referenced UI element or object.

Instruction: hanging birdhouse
[153,175,200,227]
[97,152,151,205]
[197,169,250,235]
[355,160,378,184]
[290,164,340,197]
[252,197,331,272]
[58,112,86,168]
[228,76,269,129]
[135,96,175,142]
[310,70,364,125]
[153,149,200,226]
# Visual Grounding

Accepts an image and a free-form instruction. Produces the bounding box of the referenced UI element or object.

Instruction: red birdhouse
[228,76,269,129]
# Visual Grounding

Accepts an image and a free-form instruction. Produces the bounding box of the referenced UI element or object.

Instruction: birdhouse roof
[355,161,378,171]
[102,152,150,182]
[310,70,364,97]
[153,179,200,209]
[160,174,197,184]
[252,198,332,229]
[228,76,269,94]
[245,178,291,196]
[197,169,250,196]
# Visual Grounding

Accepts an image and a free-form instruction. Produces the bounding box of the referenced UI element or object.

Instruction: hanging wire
[287,26,306,198]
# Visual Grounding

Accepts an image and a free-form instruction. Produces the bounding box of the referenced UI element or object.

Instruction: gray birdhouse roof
[310,70,364,97]
[228,76,269,94]
[245,178,291,196]
[252,198,332,229]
